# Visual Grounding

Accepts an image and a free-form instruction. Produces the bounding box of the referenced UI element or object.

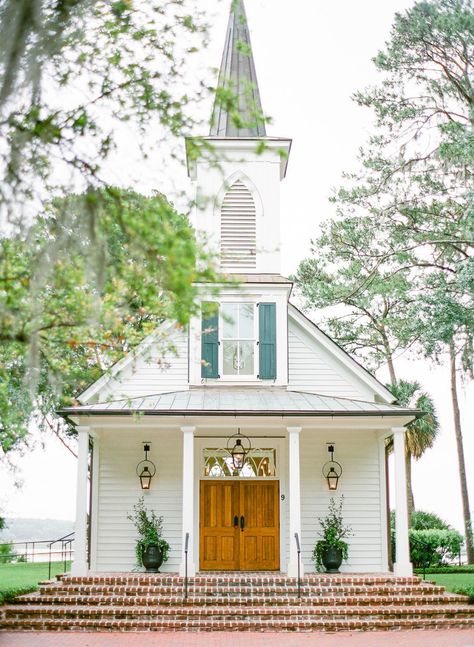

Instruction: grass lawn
[0,561,71,603]
[425,572,474,592]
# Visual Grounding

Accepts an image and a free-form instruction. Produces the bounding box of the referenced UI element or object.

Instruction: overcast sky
[1,0,473,536]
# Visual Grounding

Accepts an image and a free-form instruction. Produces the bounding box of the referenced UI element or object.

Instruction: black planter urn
[142,544,164,573]
[322,546,343,573]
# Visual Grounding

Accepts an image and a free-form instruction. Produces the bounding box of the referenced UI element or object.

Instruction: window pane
[239,303,254,338]
[223,340,238,375]
[239,341,254,375]
[222,303,238,338]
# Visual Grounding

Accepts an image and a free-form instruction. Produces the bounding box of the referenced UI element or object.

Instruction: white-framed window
[220,302,257,378]
[201,299,277,381]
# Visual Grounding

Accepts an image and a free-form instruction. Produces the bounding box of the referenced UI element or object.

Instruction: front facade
[63,0,415,579]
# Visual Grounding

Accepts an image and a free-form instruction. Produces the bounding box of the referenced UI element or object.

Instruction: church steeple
[210,0,266,137]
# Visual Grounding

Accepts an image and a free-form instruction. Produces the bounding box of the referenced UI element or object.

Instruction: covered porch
[61,388,417,578]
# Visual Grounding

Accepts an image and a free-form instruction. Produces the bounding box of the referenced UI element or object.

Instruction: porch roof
[59,388,419,419]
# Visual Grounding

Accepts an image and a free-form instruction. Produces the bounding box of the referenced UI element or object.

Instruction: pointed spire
[210,0,266,137]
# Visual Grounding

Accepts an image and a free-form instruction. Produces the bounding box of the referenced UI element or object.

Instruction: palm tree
[387,380,439,519]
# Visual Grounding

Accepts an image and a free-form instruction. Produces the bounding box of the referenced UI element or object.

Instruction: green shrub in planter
[127,497,170,569]
[312,497,352,572]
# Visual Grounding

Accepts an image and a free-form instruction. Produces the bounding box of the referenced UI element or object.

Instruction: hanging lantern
[322,445,342,491]
[226,429,251,471]
[136,443,156,490]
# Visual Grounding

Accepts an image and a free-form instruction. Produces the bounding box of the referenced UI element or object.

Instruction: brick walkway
[1,631,474,647]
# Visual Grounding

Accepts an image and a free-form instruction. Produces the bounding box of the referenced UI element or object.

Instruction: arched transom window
[203,448,276,478]
[220,180,257,270]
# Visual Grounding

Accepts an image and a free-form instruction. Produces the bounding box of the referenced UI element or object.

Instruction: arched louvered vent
[220,180,257,270]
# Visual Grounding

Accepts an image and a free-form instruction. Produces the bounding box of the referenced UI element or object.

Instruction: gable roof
[288,303,395,404]
[77,322,181,405]
[77,301,395,407]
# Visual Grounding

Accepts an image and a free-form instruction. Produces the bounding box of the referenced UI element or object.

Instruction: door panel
[240,481,280,570]
[200,480,280,571]
[200,481,240,570]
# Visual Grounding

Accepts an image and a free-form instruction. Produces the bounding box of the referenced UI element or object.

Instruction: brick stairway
[2,572,473,632]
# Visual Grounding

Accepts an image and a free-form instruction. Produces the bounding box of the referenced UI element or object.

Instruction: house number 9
[281,494,285,501]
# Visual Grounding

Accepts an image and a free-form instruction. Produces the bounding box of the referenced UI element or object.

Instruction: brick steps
[3,616,474,632]
[3,573,473,632]
[14,593,467,607]
[37,583,448,597]
[56,574,421,586]
[6,603,474,619]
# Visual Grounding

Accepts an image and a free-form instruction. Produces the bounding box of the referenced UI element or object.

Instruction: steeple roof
[210,0,266,137]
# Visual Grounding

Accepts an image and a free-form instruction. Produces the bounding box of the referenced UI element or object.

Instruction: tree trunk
[449,340,474,564]
[381,329,397,387]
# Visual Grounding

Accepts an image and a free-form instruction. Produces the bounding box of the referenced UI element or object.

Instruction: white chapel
[62,0,416,579]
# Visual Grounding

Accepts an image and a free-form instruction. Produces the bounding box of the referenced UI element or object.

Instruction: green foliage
[411,510,452,531]
[127,496,170,568]
[0,586,37,605]
[0,187,219,452]
[295,246,417,378]
[0,561,70,603]
[409,529,464,568]
[387,381,439,459]
[0,542,17,564]
[312,497,352,571]
[424,573,474,600]
[0,0,228,457]
[392,527,464,568]
[0,0,212,226]
[452,585,474,602]
[296,0,474,563]
[391,509,452,531]
[415,565,474,574]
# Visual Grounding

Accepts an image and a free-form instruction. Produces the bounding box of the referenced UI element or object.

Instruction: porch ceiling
[58,387,419,419]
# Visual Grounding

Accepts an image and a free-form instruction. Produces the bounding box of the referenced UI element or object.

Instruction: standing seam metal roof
[59,388,419,417]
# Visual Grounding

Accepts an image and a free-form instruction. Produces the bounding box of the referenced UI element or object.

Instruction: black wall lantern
[136,443,156,490]
[227,429,252,471]
[322,444,342,491]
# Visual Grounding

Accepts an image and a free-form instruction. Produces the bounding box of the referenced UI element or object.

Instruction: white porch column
[287,426,305,576]
[393,427,413,576]
[72,426,89,575]
[179,426,196,576]
[89,434,100,572]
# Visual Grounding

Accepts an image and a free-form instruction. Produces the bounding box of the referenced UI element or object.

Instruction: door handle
[240,515,245,532]
[234,515,239,529]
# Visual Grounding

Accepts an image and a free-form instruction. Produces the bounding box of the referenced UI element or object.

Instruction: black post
[294,533,301,599]
[48,542,52,580]
[184,532,189,601]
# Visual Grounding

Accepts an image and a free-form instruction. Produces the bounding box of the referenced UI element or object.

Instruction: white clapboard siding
[299,429,384,573]
[98,328,189,402]
[220,180,257,270]
[95,429,182,572]
[288,321,370,400]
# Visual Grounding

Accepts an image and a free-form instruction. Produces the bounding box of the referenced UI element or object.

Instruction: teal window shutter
[258,303,277,380]
[201,303,219,378]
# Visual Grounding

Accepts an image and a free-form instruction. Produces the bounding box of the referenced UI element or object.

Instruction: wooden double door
[200,480,280,571]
